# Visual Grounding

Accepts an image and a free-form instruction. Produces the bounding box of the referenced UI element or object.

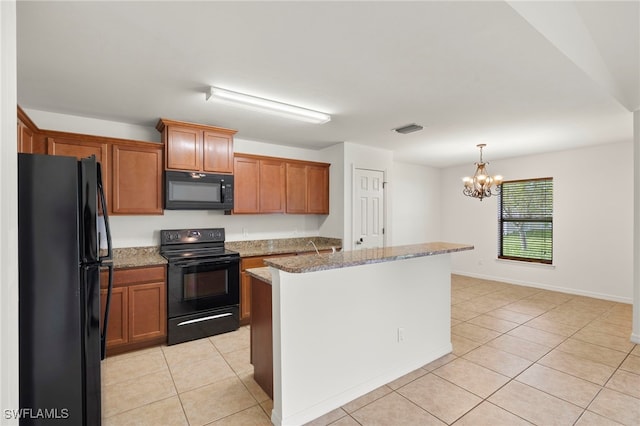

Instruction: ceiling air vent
[393,123,423,134]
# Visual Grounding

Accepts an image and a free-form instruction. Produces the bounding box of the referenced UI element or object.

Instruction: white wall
[23,108,159,142]
[441,142,634,302]
[1,0,19,421]
[390,161,442,245]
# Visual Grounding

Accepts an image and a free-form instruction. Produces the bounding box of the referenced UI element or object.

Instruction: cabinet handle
[177,313,233,326]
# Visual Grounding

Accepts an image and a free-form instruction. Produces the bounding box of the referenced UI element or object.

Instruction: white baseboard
[451,271,632,305]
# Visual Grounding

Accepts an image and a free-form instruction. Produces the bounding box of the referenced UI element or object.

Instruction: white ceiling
[16,1,639,167]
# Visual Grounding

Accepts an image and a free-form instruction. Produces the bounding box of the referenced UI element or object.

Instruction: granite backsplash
[225,236,342,257]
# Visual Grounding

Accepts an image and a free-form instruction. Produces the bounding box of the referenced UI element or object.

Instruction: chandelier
[462,144,503,201]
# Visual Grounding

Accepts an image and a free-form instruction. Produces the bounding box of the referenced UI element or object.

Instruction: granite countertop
[263,242,474,274]
[226,236,342,257]
[246,267,272,284]
[110,247,167,269]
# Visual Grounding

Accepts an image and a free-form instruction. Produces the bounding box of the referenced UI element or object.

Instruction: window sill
[495,258,556,269]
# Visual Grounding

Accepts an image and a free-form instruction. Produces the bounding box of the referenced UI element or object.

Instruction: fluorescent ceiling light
[206,86,331,124]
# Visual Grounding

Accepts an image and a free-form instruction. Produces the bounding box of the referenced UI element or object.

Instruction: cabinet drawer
[113,265,166,286]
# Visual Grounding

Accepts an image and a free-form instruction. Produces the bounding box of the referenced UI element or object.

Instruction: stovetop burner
[160,228,239,261]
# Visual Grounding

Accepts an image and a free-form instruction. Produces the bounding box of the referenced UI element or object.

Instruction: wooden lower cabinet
[101,286,128,347]
[250,275,273,398]
[240,256,269,325]
[240,251,332,324]
[100,265,167,356]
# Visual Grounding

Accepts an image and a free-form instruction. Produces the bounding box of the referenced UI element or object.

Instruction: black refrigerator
[18,153,113,425]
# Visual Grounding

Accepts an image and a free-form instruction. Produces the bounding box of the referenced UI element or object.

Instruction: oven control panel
[161,228,225,245]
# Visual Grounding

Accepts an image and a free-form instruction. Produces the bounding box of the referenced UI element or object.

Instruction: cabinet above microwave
[157,118,236,174]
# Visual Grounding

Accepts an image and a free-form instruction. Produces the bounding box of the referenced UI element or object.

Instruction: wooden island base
[250,274,273,399]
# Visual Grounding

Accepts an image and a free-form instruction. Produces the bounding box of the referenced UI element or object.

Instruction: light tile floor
[102,275,640,425]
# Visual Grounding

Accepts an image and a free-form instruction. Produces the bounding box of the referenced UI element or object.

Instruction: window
[498,178,553,264]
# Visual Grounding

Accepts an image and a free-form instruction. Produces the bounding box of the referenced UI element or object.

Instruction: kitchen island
[249,242,473,426]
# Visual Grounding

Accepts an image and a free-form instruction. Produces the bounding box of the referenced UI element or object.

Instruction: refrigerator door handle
[101,263,114,360]
[97,162,113,262]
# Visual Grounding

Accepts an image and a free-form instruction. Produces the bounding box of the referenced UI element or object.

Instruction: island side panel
[270,254,452,426]
[250,276,273,398]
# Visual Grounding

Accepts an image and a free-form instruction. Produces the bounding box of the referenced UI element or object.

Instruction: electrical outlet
[398,327,405,342]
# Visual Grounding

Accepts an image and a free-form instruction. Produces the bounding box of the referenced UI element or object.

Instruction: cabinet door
[100,287,128,347]
[203,131,234,173]
[240,271,251,325]
[17,119,34,153]
[307,165,329,214]
[112,144,163,214]
[166,126,201,171]
[234,156,260,213]
[259,159,286,213]
[286,163,307,213]
[47,137,109,210]
[128,282,167,343]
[47,137,108,163]
[239,256,268,325]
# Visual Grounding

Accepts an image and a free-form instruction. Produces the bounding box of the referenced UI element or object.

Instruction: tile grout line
[445,284,633,425]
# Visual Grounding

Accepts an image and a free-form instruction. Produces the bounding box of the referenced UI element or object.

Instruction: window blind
[498,178,553,264]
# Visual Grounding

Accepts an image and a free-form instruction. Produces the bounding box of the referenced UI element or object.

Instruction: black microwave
[165,171,234,210]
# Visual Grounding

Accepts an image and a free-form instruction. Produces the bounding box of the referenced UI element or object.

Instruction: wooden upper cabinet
[157,118,236,173]
[111,143,163,215]
[46,135,163,216]
[17,119,34,153]
[285,162,308,213]
[47,136,109,165]
[47,137,110,211]
[233,156,260,213]
[203,131,234,173]
[307,164,329,214]
[165,125,201,171]
[17,106,38,153]
[235,153,329,215]
[259,159,286,213]
[285,161,330,214]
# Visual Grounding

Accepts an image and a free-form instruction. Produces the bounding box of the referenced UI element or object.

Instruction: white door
[353,168,385,250]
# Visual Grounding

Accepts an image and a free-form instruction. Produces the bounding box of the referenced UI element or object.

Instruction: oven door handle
[171,258,237,268]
